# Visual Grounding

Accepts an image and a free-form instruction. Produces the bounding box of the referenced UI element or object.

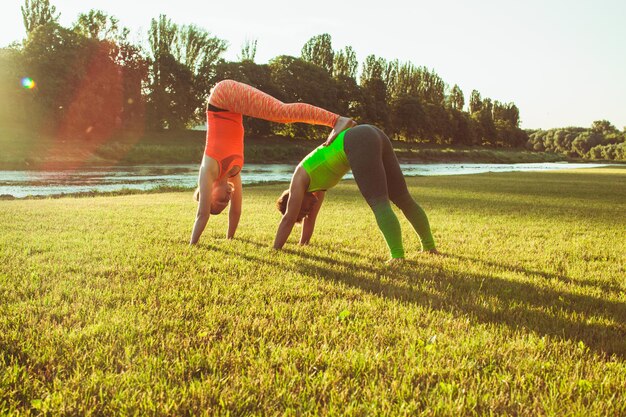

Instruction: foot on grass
[386,257,406,266]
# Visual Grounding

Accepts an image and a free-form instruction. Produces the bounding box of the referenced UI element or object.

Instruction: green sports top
[301,129,351,192]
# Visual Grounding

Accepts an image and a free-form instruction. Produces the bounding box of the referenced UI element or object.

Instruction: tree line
[527,120,626,161]
[6,0,624,159]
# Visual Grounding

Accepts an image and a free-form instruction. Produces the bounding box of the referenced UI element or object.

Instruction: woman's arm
[274,170,309,249]
[190,157,219,245]
[299,191,325,245]
[227,173,243,239]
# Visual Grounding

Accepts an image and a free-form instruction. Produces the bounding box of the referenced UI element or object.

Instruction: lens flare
[21,77,36,89]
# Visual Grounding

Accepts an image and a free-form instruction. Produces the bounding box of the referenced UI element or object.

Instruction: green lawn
[1,167,625,415]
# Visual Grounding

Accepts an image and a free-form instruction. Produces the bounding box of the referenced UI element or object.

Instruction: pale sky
[1,0,625,130]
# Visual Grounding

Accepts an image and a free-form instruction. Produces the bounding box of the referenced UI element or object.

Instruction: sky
[1,0,625,130]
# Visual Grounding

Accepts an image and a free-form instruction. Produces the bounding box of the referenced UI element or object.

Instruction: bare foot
[324,116,356,146]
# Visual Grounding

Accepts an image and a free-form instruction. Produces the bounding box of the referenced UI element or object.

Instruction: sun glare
[21,77,36,89]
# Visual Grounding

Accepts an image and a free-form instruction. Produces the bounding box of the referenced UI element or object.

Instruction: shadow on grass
[232,237,383,276]
[192,169,626,358]
[448,254,625,295]
[217,238,626,359]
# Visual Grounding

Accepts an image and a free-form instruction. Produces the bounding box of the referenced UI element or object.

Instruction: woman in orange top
[190,80,355,244]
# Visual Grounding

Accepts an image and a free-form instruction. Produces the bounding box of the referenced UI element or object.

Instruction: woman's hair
[194,183,234,215]
[276,190,317,224]
[276,190,290,215]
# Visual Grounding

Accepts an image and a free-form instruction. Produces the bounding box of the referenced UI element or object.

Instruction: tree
[21,0,60,34]
[448,108,477,146]
[301,34,334,74]
[477,98,496,145]
[384,59,399,98]
[212,60,280,136]
[270,56,338,111]
[572,132,604,156]
[390,62,420,99]
[360,55,387,87]
[177,25,227,124]
[146,15,177,129]
[269,55,338,138]
[21,23,87,130]
[469,89,482,114]
[55,38,125,141]
[73,10,121,41]
[591,120,617,134]
[173,24,227,75]
[423,103,452,143]
[447,84,464,111]
[331,45,361,121]
[360,55,390,129]
[493,101,520,127]
[113,40,148,134]
[420,69,445,105]
[494,119,527,148]
[390,95,425,140]
[333,46,358,79]
[73,12,148,134]
[148,14,177,85]
[0,47,28,126]
[238,39,257,62]
[386,63,446,107]
[489,100,526,147]
[146,15,227,130]
[19,20,144,144]
[334,74,364,122]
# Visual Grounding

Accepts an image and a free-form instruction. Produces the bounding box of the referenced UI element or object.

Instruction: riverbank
[1,168,625,415]
[0,127,571,170]
[2,162,618,200]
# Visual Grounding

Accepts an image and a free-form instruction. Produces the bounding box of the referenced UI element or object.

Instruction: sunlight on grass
[1,167,625,415]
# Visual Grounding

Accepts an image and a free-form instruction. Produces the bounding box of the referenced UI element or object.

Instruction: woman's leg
[344,126,405,259]
[208,80,338,127]
[374,127,436,251]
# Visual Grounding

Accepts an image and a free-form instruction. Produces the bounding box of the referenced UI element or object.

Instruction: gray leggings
[343,125,411,206]
[342,125,436,251]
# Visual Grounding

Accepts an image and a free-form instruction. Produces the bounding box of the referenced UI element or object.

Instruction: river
[0,162,612,198]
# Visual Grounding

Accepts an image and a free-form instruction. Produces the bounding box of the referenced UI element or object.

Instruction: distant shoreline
[1,128,603,171]
[2,164,621,201]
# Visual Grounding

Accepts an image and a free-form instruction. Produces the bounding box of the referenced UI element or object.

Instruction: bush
[586,142,626,161]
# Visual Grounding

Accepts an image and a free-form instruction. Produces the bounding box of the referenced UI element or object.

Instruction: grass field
[1,167,625,415]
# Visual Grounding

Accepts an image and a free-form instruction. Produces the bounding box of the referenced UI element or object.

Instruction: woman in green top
[273,124,438,262]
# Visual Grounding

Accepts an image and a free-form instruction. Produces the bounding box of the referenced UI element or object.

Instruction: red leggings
[208,80,338,127]
[205,80,340,179]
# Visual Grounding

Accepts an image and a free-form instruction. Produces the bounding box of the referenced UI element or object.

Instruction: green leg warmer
[394,193,436,250]
[371,200,405,258]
